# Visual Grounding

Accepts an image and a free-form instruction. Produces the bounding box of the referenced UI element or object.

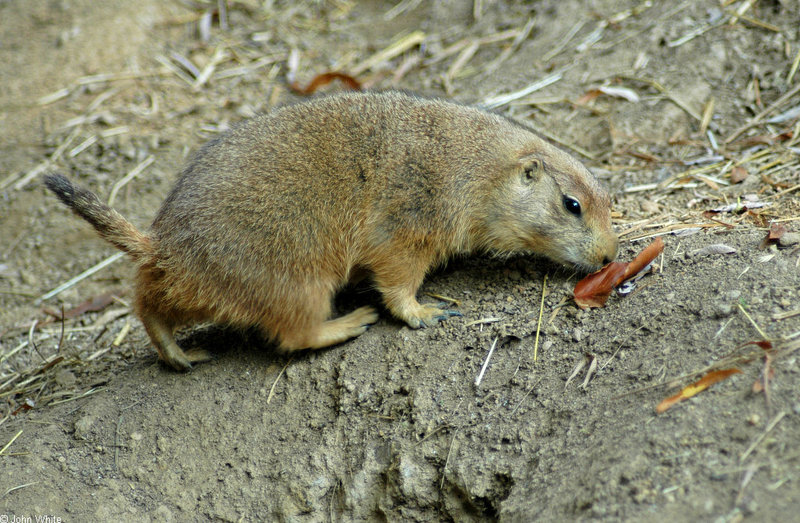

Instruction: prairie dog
[45,91,618,370]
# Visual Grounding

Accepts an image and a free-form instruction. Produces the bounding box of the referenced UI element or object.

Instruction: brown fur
[45,91,618,370]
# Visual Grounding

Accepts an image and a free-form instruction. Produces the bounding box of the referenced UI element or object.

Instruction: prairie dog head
[481,138,618,272]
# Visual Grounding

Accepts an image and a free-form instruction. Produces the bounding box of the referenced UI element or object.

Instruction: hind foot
[141,313,197,371]
[279,306,379,351]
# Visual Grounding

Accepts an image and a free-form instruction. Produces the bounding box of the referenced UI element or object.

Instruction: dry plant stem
[533,275,547,362]
[580,355,597,389]
[37,252,125,303]
[737,302,769,340]
[350,31,425,76]
[0,429,23,456]
[28,320,45,362]
[475,337,498,386]
[740,411,786,463]
[108,155,155,206]
[725,82,800,143]
[481,71,564,109]
[565,357,587,390]
[267,357,293,404]
[463,318,499,327]
[440,428,460,490]
[3,482,38,499]
[788,48,800,84]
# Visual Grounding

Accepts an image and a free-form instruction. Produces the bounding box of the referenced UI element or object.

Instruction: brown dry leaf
[573,237,664,309]
[656,368,741,414]
[622,236,664,281]
[42,291,118,320]
[737,340,773,351]
[573,262,628,309]
[289,72,361,95]
[730,165,749,183]
[760,223,788,249]
[768,223,787,241]
[575,89,602,105]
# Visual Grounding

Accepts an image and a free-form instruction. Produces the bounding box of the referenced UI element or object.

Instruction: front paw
[405,303,462,329]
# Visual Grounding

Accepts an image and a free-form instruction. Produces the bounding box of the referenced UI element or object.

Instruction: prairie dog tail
[44,173,153,260]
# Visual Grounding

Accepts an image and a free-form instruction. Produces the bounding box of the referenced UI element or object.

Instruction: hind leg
[279,306,379,351]
[272,279,379,352]
[140,313,211,371]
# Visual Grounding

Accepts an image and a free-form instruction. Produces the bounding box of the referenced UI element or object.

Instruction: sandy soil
[1,0,799,520]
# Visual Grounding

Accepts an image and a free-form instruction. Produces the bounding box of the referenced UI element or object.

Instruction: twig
[522,123,597,160]
[108,155,155,206]
[540,21,584,63]
[482,17,536,75]
[0,429,23,456]
[37,252,126,303]
[475,337,498,386]
[600,326,645,370]
[737,302,769,340]
[351,31,425,75]
[580,354,597,389]
[725,82,800,143]
[28,320,45,362]
[740,411,786,462]
[463,317,499,327]
[267,357,293,404]
[788,48,800,85]
[2,482,37,499]
[192,47,229,91]
[533,275,547,362]
[481,71,563,109]
[439,428,460,490]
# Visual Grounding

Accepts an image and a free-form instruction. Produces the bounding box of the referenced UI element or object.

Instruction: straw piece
[107,155,155,206]
[37,88,71,106]
[481,71,563,109]
[475,337,498,386]
[350,31,425,76]
[37,252,126,304]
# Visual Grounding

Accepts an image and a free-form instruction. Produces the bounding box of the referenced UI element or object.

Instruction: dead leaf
[575,89,602,105]
[11,398,35,416]
[692,244,737,256]
[42,291,118,320]
[768,223,787,241]
[621,237,664,281]
[573,237,664,309]
[598,85,640,103]
[289,72,361,95]
[573,261,628,309]
[760,223,788,249]
[730,165,749,183]
[656,368,741,414]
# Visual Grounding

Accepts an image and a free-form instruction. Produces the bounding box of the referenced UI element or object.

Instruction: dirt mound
[1,0,799,520]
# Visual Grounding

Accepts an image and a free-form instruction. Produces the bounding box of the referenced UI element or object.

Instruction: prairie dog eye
[523,159,543,182]
[563,196,581,216]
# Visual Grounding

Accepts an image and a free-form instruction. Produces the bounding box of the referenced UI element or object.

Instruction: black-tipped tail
[44,173,153,260]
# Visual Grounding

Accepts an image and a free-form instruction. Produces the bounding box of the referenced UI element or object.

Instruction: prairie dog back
[46,91,617,370]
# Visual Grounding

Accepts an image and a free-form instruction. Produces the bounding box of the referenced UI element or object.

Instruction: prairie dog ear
[519,156,545,185]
